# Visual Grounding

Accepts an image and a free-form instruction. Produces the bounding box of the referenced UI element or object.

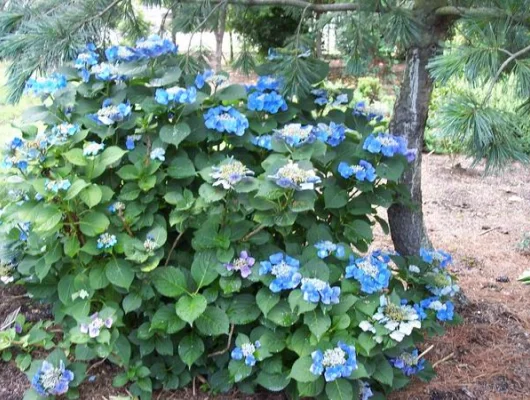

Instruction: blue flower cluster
[31,360,74,397]
[247,90,287,114]
[91,63,125,82]
[210,158,254,189]
[338,160,377,182]
[231,340,261,366]
[251,135,273,150]
[195,70,214,89]
[420,248,452,268]
[274,123,315,147]
[418,297,455,321]
[106,35,177,63]
[97,233,117,249]
[204,106,249,136]
[353,101,384,122]
[345,254,391,294]
[44,179,71,193]
[310,342,358,382]
[25,74,67,96]
[51,123,80,144]
[125,135,142,150]
[150,148,166,161]
[313,122,346,147]
[256,75,283,92]
[363,133,417,162]
[314,241,345,259]
[83,142,105,157]
[259,252,302,292]
[89,99,132,126]
[311,89,348,107]
[155,86,197,105]
[389,349,426,376]
[268,160,321,191]
[300,278,340,305]
[74,43,99,82]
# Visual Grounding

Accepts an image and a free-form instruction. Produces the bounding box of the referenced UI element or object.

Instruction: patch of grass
[0,63,39,145]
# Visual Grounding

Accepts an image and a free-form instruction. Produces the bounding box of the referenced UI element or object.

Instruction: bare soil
[1,154,529,400]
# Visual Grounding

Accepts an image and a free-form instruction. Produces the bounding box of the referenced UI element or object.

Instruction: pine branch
[178,0,360,12]
[482,43,530,105]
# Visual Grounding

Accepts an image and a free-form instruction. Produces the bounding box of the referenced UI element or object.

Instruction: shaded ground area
[1,154,529,399]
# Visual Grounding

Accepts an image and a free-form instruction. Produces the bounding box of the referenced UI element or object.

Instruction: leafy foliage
[0,41,459,399]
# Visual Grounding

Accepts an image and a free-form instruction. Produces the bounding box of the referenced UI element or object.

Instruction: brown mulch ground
[1,154,529,400]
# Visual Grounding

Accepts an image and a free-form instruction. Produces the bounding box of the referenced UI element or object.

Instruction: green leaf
[198,183,226,203]
[373,357,394,386]
[195,306,229,336]
[376,157,405,181]
[256,372,290,392]
[215,84,247,101]
[290,356,318,383]
[304,309,331,340]
[89,266,109,290]
[63,148,87,166]
[256,288,280,316]
[229,359,253,382]
[160,123,191,148]
[324,185,349,209]
[105,259,134,290]
[155,336,174,356]
[178,333,204,367]
[33,205,63,233]
[325,379,354,400]
[191,251,220,289]
[100,146,127,167]
[123,293,142,314]
[79,212,109,236]
[65,179,90,200]
[175,294,207,325]
[288,290,318,315]
[167,152,196,179]
[152,267,188,297]
[226,294,261,325]
[267,300,298,327]
[79,184,102,208]
[149,66,182,87]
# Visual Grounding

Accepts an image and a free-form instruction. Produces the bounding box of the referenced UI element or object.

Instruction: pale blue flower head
[251,135,273,150]
[210,158,254,189]
[83,141,105,157]
[231,340,261,366]
[204,106,249,136]
[247,90,287,114]
[97,233,117,249]
[89,99,131,125]
[300,278,340,305]
[31,360,74,397]
[314,241,345,259]
[363,133,414,160]
[345,254,391,294]
[420,248,452,269]
[195,69,215,89]
[155,86,197,105]
[44,179,71,193]
[274,123,315,147]
[310,342,357,382]
[256,75,283,92]
[314,122,346,147]
[25,74,67,96]
[338,160,376,182]
[259,252,302,292]
[389,349,426,376]
[268,161,321,191]
[150,147,166,161]
[135,35,177,58]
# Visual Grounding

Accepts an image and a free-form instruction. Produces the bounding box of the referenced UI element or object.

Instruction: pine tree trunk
[214,4,228,71]
[387,46,434,255]
[387,5,451,255]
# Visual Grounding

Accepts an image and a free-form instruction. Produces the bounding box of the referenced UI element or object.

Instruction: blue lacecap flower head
[259,252,302,292]
[389,349,425,376]
[204,106,249,136]
[345,254,391,294]
[310,342,358,382]
[231,340,261,366]
[314,122,346,147]
[338,160,376,182]
[300,278,340,305]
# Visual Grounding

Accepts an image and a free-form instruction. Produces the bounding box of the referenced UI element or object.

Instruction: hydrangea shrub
[0,36,460,400]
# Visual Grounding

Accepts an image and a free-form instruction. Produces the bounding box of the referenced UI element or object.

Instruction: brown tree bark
[387,3,452,255]
[214,3,228,71]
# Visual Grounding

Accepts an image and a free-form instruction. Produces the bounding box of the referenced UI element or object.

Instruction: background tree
[1,0,529,255]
